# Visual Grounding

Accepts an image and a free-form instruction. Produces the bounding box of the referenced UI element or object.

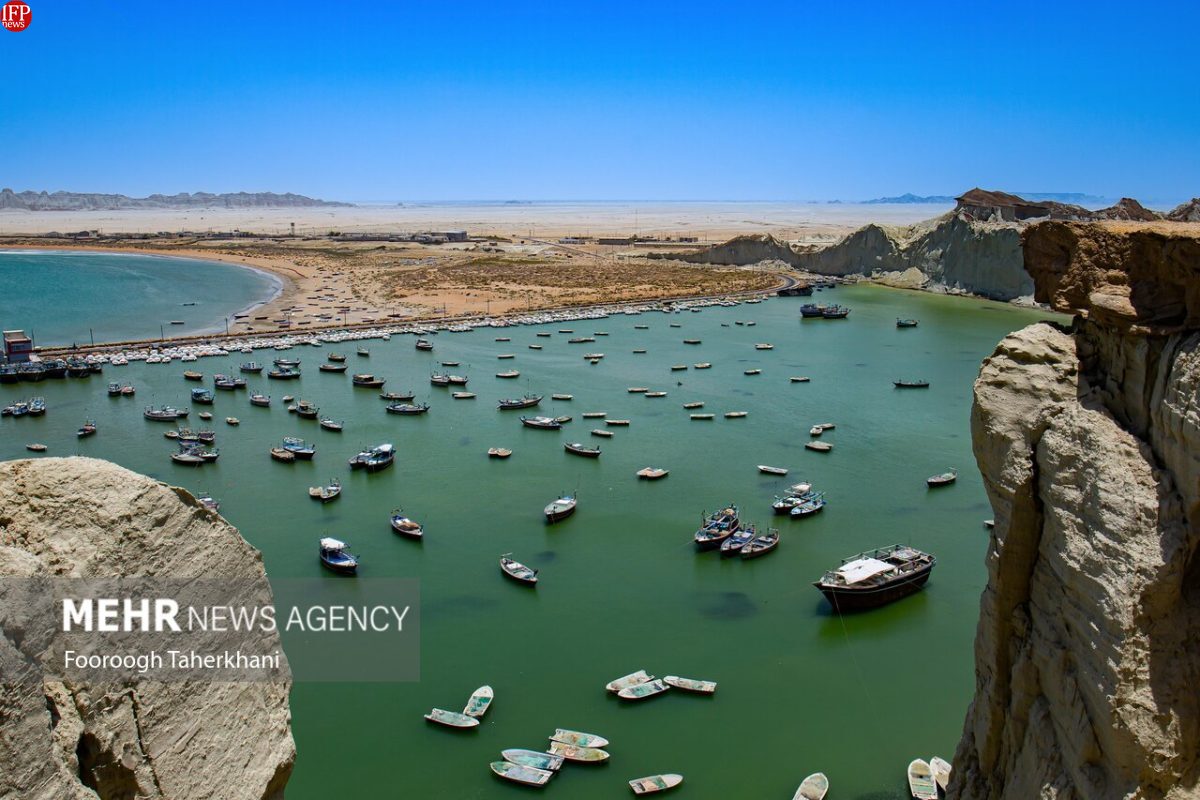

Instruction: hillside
[0,188,352,211]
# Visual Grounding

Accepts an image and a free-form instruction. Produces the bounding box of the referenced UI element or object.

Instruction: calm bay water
[0,286,1055,799]
[0,250,278,346]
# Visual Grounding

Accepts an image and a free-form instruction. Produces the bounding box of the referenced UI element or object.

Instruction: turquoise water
[0,286,1057,799]
[0,250,278,346]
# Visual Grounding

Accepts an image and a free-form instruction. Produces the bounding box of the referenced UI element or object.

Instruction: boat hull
[814,563,934,611]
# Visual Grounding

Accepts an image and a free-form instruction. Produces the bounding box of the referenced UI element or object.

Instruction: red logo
[2,1,31,31]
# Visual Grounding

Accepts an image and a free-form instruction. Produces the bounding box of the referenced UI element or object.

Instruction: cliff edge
[952,222,1200,799]
[0,457,295,800]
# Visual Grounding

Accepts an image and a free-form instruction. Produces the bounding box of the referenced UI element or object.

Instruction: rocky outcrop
[952,222,1200,799]
[0,457,294,800]
[0,188,350,210]
[1167,198,1200,222]
[1092,197,1162,222]
[665,233,800,266]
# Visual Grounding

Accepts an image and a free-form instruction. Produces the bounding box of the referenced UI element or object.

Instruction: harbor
[0,283,1056,798]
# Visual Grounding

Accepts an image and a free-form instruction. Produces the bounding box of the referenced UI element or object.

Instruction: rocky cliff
[0,457,294,800]
[951,221,1200,799]
[0,188,351,210]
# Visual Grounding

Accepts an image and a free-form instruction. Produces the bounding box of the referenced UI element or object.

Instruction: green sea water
[0,285,1057,799]
[0,250,278,346]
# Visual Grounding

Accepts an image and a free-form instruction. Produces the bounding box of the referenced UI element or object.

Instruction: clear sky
[3,1,1197,203]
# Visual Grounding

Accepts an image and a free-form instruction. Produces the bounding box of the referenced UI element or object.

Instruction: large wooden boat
[544,494,577,521]
[564,442,601,458]
[719,526,756,556]
[281,437,316,459]
[319,362,348,373]
[386,402,430,415]
[348,442,395,471]
[521,415,561,430]
[740,527,779,559]
[637,467,668,479]
[813,545,936,611]
[498,394,542,410]
[693,505,740,549]
[352,373,386,388]
[390,509,424,538]
[191,387,214,404]
[894,379,930,389]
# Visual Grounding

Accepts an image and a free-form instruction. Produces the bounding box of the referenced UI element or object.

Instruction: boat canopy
[320,537,346,550]
[836,557,895,584]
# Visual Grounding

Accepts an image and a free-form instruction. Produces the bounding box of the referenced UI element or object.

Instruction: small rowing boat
[452,391,476,399]
[683,402,704,409]
[545,494,577,521]
[618,678,669,700]
[694,362,711,369]
[740,527,780,559]
[591,429,614,438]
[490,761,553,787]
[637,467,668,479]
[390,509,424,538]
[549,729,609,748]
[547,741,609,762]
[488,447,512,458]
[630,774,683,795]
[500,553,538,585]
[908,758,938,799]
[744,368,761,375]
[501,749,564,772]
[662,676,716,693]
[927,468,958,487]
[894,379,930,389]
[424,708,478,729]
[308,479,341,503]
[794,772,829,800]
[790,376,811,383]
[606,419,630,426]
[463,685,493,718]
[582,411,606,418]
[930,756,952,792]
[551,393,573,400]
[521,415,561,429]
[564,442,601,458]
[690,413,714,420]
[606,669,653,693]
[805,441,833,452]
[724,411,747,418]
[496,370,520,378]
[758,465,788,475]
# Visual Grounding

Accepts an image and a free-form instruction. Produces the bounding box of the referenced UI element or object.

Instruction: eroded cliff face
[0,457,295,800]
[952,222,1200,799]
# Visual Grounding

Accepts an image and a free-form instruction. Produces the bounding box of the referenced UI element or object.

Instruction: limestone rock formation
[951,222,1200,799]
[0,457,294,800]
[1167,198,1200,223]
[1092,197,1162,222]
[662,233,799,266]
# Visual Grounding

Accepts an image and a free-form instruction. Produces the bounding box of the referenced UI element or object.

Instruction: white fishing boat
[806,441,833,452]
[662,675,717,693]
[547,741,609,762]
[930,756,952,792]
[630,774,684,795]
[617,678,669,700]
[549,729,609,748]
[691,413,715,420]
[758,465,788,475]
[501,749,565,772]
[424,708,479,729]
[809,425,824,436]
[724,411,747,418]
[463,685,493,718]
[490,760,554,787]
[637,467,669,479]
[794,772,829,800]
[592,429,614,438]
[790,376,811,383]
[605,669,653,693]
[908,759,938,799]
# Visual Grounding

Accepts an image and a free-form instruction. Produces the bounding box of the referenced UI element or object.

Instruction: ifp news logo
[3,0,31,32]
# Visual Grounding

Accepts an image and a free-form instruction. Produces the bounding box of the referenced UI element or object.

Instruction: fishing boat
[633,348,647,354]
[350,443,395,472]
[521,415,561,430]
[25,443,47,452]
[694,362,711,369]
[386,402,430,415]
[627,387,648,393]
[528,344,543,350]
[490,762,553,787]
[758,465,788,475]
[790,494,826,518]
[790,376,811,383]
[498,394,542,410]
[423,708,477,728]
[76,419,97,438]
[250,393,271,407]
[429,373,452,386]
[908,759,938,799]
[606,669,653,693]
[637,467,669,479]
[927,468,958,487]
[107,381,122,396]
[930,757,952,792]
[794,772,829,800]
[190,387,214,404]
[694,506,740,549]
[682,402,704,410]
[800,303,826,318]
[319,418,343,431]
[896,318,919,328]
[500,750,564,772]
[488,447,512,458]
[618,679,669,700]
[822,305,850,319]
[183,370,203,381]
[27,398,45,416]
[357,347,370,357]
[805,441,833,452]
[814,545,936,611]
[282,437,316,459]
[583,352,604,360]
[564,442,601,458]
[683,338,701,345]
[452,391,476,399]
[273,358,301,367]
[414,339,434,351]
[170,451,205,467]
[744,368,762,375]
[500,554,538,585]
[496,370,520,379]
[592,429,614,438]
[270,446,295,463]
[282,395,295,402]
[755,343,774,350]
[606,419,630,426]
[327,353,346,363]
[894,379,930,389]
[319,537,358,575]
[719,526,756,556]
[547,742,609,763]
[120,384,135,396]
[497,353,515,360]
[462,685,493,717]
[549,729,609,749]
[390,509,423,538]
[645,391,667,398]
[308,479,342,503]
[670,364,688,371]
[196,492,220,512]
[582,411,606,418]
[296,401,319,419]
[551,393,573,400]
[267,367,300,380]
[241,362,263,373]
[662,676,717,694]
[144,405,187,421]
[740,527,780,559]
[630,774,683,795]
[319,362,348,373]
[691,413,715,420]
[544,494,577,521]
[380,391,415,401]
[352,373,386,388]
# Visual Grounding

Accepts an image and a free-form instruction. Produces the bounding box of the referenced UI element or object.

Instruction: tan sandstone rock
[0,457,294,800]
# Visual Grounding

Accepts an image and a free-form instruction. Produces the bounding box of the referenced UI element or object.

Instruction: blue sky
[3,1,1197,203]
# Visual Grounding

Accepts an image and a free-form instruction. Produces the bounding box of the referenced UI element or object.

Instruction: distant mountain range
[0,189,353,211]
[861,191,1111,206]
